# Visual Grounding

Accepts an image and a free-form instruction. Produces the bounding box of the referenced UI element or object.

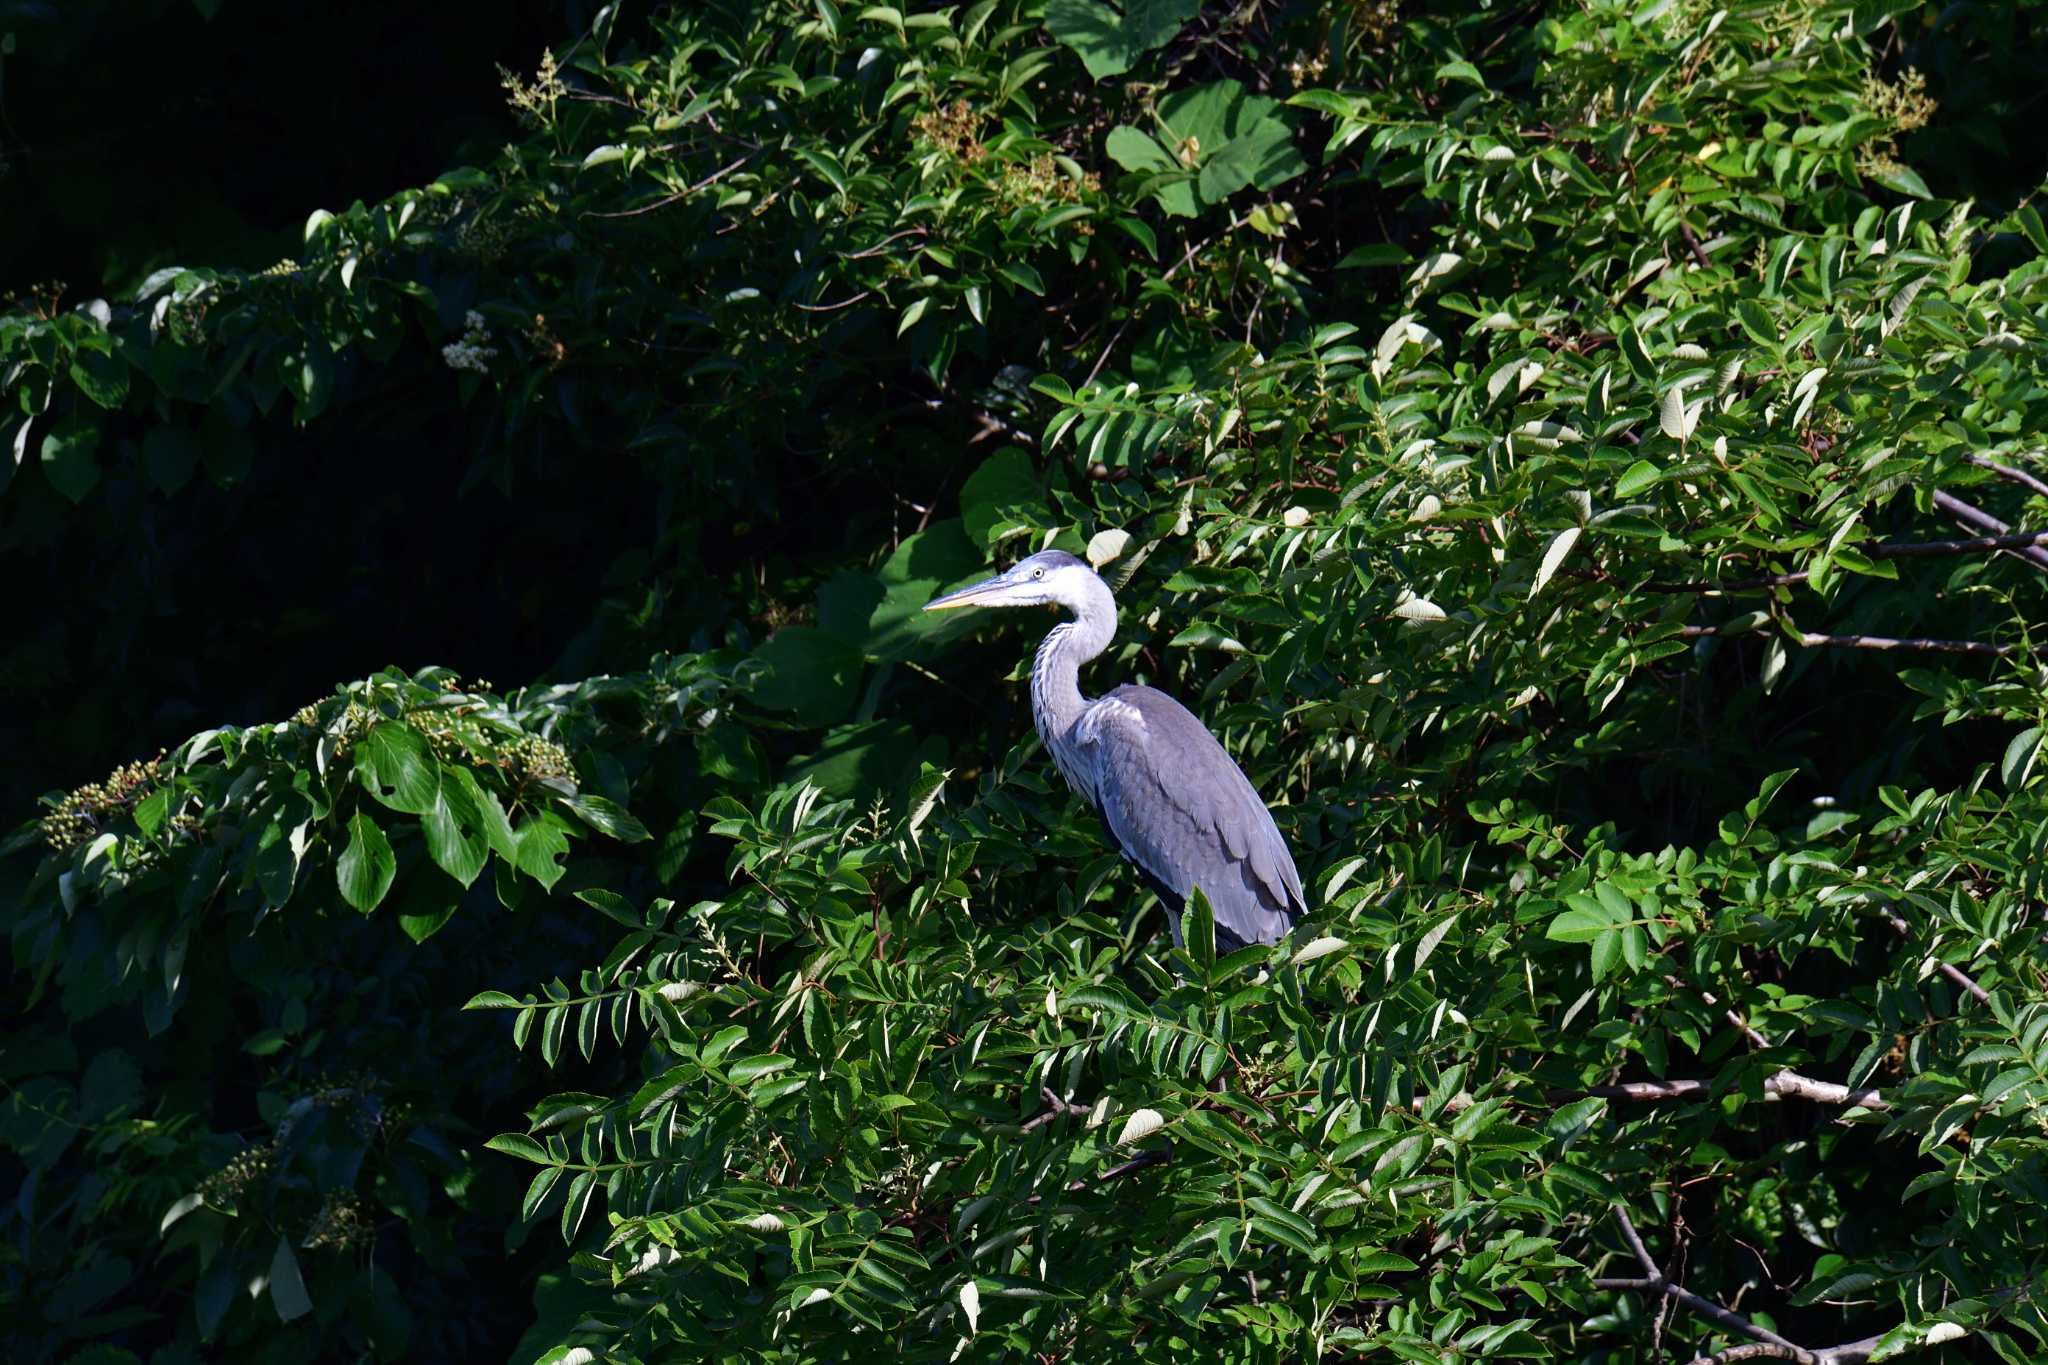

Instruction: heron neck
[1029,577,1118,763]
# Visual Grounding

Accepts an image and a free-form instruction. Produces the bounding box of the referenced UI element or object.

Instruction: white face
[923,557,1093,612]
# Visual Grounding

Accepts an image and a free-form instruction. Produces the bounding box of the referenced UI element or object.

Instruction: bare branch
[1641,523,2048,595]
[1584,1070,1886,1110]
[582,155,754,219]
[1966,453,2048,500]
[839,228,928,260]
[1929,491,2048,571]
[1643,572,1812,594]
[1763,1071,1886,1108]
[1680,626,2035,658]
[1598,1210,1811,1357]
[791,291,874,314]
[1678,220,1713,270]
[1879,910,1991,1003]
[1870,526,2048,560]
[1019,1087,1092,1133]
[1689,1343,1812,1363]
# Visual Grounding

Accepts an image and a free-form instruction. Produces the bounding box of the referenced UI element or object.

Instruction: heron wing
[1084,685,1306,950]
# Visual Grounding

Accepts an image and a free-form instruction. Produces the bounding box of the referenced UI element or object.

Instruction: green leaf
[577,887,644,928]
[69,345,130,409]
[39,416,101,503]
[560,792,652,843]
[447,766,517,861]
[1182,883,1215,972]
[515,816,571,891]
[336,810,397,913]
[1870,164,1930,199]
[485,1132,553,1164]
[861,519,986,662]
[1044,0,1196,80]
[1336,244,1411,269]
[1105,126,1177,173]
[143,426,201,494]
[2015,204,2048,255]
[354,723,440,815]
[1545,906,1609,943]
[1615,460,1660,499]
[1999,726,2041,791]
[960,446,1045,549]
[267,1237,313,1323]
[424,780,489,888]
[751,627,863,726]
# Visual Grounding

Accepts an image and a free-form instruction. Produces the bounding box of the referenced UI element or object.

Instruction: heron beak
[922,573,1016,612]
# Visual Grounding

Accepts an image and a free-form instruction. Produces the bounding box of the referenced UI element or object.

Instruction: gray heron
[925,548,1306,952]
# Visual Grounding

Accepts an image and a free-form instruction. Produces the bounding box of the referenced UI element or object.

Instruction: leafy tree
[6,1,2048,1362]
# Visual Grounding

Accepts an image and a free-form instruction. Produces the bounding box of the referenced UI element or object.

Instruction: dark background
[0,0,592,293]
[1,0,629,817]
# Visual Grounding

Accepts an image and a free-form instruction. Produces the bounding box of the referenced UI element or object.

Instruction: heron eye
[1031,567,1044,579]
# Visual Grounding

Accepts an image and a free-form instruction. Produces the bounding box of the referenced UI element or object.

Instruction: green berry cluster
[303,1191,371,1252]
[197,1139,276,1215]
[40,755,163,852]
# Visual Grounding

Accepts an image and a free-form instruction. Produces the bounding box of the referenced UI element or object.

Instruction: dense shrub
[6,1,2047,1361]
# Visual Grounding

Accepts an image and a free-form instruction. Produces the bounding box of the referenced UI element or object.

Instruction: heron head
[923,549,1098,613]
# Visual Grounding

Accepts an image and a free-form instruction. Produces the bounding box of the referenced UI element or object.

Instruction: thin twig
[1879,910,1991,1003]
[582,155,754,219]
[1643,572,1811,594]
[1930,491,2048,571]
[1600,1209,1810,1356]
[1679,220,1713,270]
[1689,1345,1815,1364]
[1083,215,1249,385]
[1966,453,2048,500]
[1600,1209,1942,1365]
[1019,1087,1092,1133]
[840,228,928,260]
[1585,1070,1886,1109]
[792,290,873,313]
[1869,526,2048,560]
[1636,525,2048,595]
[1680,626,2032,657]
[1689,1335,1886,1365]
[1025,1147,1172,1204]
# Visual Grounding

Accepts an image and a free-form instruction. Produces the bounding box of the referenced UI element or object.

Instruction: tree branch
[582,154,755,218]
[1678,220,1713,270]
[1639,523,2048,595]
[1929,490,2048,571]
[1599,1208,1811,1357]
[1966,453,2048,500]
[1597,1210,1952,1365]
[1019,1087,1092,1133]
[1584,1070,1886,1110]
[1680,626,2036,657]
[1879,910,1990,1003]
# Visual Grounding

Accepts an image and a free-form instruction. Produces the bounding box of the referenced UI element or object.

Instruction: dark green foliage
[6,1,2048,1362]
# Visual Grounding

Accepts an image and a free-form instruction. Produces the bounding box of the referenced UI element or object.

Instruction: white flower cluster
[442,310,498,374]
